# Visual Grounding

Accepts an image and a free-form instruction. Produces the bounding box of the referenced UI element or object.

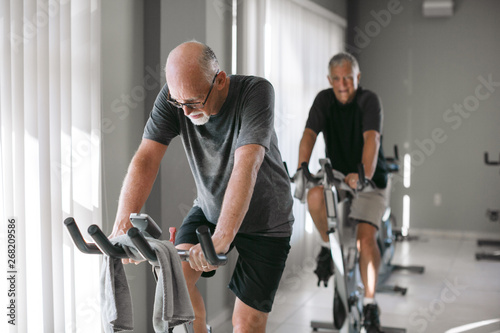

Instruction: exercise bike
[292,159,374,332]
[64,214,227,333]
[291,158,409,333]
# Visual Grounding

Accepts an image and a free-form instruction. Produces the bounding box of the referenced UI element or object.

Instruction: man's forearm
[113,158,158,231]
[212,144,265,252]
[112,139,167,235]
[362,130,380,180]
[297,128,317,169]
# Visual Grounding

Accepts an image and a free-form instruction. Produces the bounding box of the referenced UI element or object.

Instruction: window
[1,1,102,331]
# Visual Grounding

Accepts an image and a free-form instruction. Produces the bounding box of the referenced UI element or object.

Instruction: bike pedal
[348,295,359,307]
[326,227,335,235]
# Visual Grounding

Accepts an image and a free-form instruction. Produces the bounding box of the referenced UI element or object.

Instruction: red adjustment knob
[169,227,176,243]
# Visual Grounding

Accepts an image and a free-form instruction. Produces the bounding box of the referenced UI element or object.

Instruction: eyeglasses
[166,70,220,109]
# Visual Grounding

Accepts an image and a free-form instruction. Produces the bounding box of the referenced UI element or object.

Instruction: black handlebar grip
[196,225,228,266]
[127,227,158,262]
[324,162,335,184]
[358,163,366,185]
[283,161,291,181]
[301,162,314,182]
[64,218,101,254]
[88,224,129,259]
[394,145,399,161]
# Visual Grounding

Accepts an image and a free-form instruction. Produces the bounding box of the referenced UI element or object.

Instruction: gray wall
[101,0,151,331]
[348,0,500,234]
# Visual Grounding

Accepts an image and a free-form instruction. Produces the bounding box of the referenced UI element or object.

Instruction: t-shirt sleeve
[143,83,181,146]
[236,79,275,151]
[305,90,328,134]
[360,91,383,134]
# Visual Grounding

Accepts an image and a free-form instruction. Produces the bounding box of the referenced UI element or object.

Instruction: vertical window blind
[1,1,102,332]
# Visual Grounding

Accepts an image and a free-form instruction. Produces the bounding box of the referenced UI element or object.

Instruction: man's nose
[182,105,192,116]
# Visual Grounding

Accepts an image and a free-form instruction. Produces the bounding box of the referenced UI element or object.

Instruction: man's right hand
[109,220,144,265]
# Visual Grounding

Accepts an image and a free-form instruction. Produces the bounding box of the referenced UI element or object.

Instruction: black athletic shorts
[175,206,291,313]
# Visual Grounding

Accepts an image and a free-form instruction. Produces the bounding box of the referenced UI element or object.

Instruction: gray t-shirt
[143,75,294,236]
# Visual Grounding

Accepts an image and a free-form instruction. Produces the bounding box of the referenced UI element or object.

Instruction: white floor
[212,232,500,333]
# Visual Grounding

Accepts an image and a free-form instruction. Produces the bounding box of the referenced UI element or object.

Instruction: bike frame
[301,158,367,332]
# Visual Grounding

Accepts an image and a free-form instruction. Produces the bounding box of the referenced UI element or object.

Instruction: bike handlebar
[324,162,335,184]
[196,225,228,266]
[64,217,227,266]
[64,218,101,254]
[296,160,375,191]
[88,224,129,259]
[301,162,314,182]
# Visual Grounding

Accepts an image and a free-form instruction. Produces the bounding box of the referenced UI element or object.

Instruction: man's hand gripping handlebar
[63,215,228,267]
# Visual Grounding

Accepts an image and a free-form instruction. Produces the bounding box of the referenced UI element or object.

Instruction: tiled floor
[213,231,500,333]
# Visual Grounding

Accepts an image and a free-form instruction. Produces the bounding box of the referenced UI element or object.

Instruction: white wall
[348,0,500,234]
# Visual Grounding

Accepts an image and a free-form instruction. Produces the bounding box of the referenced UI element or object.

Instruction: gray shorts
[349,185,389,229]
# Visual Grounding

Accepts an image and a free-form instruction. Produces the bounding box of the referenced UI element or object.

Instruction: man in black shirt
[297,52,388,333]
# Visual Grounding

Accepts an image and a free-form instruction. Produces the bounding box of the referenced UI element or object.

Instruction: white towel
[100,235,194,333]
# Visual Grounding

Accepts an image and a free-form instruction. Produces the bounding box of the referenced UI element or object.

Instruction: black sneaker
[313,246,334,287]
[362,303,382,333]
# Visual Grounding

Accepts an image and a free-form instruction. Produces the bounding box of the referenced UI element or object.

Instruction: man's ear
[216,71,227,90]
[327,75,333,87]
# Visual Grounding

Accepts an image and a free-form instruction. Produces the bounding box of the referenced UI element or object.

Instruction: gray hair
[328,52,360,74]
[197,42,220,83]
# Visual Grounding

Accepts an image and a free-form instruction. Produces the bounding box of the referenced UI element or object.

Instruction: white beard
[189,111,210,126]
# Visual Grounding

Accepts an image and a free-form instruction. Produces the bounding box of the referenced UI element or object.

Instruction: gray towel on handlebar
[101,254,134,333]
[147,238,195,332]
[101,235,194,333]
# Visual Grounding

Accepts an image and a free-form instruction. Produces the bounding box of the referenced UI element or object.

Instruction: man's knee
[232,300,268,333]
[176,243,202,289]
[357,223,378,249]
[307,186,324,211]
[232,313,268,333]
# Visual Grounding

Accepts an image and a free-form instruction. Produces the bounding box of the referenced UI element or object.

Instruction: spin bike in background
[293,159,377,332]
[290,156,416,332]
[376,147,424,294]
[64,214,227,333]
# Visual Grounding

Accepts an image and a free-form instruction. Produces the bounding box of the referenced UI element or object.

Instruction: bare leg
[178,244,207,333]
[232,298,269,333]
[357,223,381,298]
[307,186,329,243]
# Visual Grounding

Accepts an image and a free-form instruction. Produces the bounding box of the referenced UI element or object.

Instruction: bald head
[165,41,219,89]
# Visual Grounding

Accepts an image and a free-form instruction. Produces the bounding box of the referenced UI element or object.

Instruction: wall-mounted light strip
[404,153,411,188]
[402,195,410,237]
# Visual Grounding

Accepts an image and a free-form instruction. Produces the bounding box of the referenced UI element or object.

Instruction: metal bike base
[311,320,406,332]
